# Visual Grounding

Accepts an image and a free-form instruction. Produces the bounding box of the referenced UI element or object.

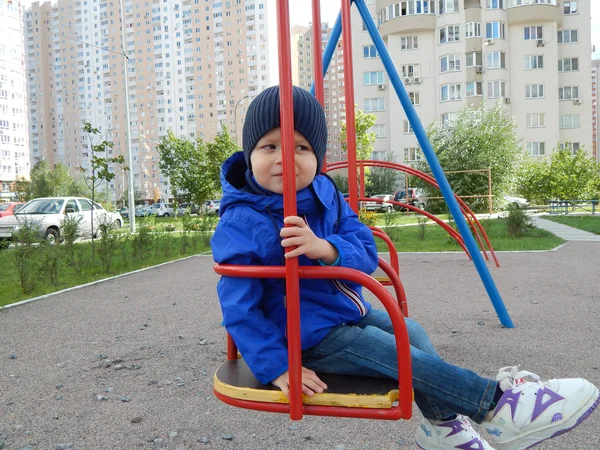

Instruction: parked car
[362,194,395,213]
[393,188,427,210]
[504,195,529,208]
[202,200,220,216]
[0,197,123,244]
[177,202,199,215]
[149,203,174,217]
[135,205,153,217]
[0,202,24,218]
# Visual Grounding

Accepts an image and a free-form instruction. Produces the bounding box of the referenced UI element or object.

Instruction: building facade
[291,22,346,163]
[351,0,592,165]
[24,0,270,202]
[0,0,29,199]
[593,58,599,161]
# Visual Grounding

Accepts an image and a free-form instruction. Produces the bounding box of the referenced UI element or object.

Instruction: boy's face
[250,127,318,194]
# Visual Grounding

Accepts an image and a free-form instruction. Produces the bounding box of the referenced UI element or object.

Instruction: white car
[149,203,174,217]
[0,197,123,244]
[362,194,395,213]
[504,195,529,208]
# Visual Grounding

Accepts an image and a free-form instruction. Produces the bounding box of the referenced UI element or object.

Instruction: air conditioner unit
[413,77,421,84]
[404,78,412,84]
[504,97,511,104]
[573,99,582,105]
[475,65,483,74]
[536,39,545,47]
[377,83,386,90]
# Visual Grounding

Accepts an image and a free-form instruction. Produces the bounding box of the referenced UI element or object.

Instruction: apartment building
[291,23,346,163]
[593,58,599,161]
[24,0,270,202]
[0,0,29,198]
[351,0,592,165]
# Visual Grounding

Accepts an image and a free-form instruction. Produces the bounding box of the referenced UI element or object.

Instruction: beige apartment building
[291,22,346,164]
[0,0,29,198]
[24,0,270,202]
[351,0,592,166]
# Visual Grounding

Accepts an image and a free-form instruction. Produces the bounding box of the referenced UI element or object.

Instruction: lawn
[543,215,600,235]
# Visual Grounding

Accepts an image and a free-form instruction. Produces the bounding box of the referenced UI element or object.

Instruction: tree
[158,124,239,205]
[330,173,348,193]
[20,160,87,201]
[80,121,127,261]
[365,155,400,195]
[340,108,377,160]
[517,147,600,203]
[416,100,524,212]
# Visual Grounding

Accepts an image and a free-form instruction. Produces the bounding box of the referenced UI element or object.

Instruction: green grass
[375,218,565,253]
[0,233,210,308]
[543,215,600,235]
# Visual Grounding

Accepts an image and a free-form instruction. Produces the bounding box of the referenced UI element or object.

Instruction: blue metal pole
[353,0,514,328]
[309,11,342,97]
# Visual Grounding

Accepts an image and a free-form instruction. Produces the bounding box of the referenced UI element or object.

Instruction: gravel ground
[1,242,599,450]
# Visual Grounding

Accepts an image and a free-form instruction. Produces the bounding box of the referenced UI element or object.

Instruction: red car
[0,202,24,218]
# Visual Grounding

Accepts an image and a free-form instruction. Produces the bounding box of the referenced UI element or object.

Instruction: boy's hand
[271,367,328,398]
[280,216,338,263]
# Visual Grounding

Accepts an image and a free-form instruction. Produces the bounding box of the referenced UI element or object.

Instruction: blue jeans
[302,309,497,423]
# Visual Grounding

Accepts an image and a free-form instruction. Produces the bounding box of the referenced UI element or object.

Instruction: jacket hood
[219,152,335,216]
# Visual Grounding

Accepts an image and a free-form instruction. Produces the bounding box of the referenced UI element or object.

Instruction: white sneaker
[416,415,495,449]
[482,366,600,450]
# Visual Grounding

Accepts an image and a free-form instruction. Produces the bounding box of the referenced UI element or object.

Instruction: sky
[269,0,600,83]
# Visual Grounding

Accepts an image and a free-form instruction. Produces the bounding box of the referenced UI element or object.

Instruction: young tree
[80,121,127,261]
[158,125,239,205]
[416,100,525,212]
[365,155,400,195]
[340,108,377,160]
[21,160,87,201]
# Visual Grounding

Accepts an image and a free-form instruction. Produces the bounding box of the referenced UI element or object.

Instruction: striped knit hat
[242,85,328,174]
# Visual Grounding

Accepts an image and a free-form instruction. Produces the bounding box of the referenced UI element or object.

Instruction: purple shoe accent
[456,438,486,450]
[438,419,466,437]
[531,387,564,422]
[524,393,600,449]
[493,388,521,420]
[551,412,563,423]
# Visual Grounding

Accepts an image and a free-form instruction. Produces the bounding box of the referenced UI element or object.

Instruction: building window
[526,84,545,99]
[403,120,414,133]
[440,83,462,102]
[563,1,578,14]
[365,97,385,112]
[465,22,481,38]
[486,51,506,69]
[466,81,482,97]
[527,142,545,156]
[486,22,506,39]
[559,114,580,128]
[558,86,579,100]
[401,64,420,78]
[525,55,544,70]
[377,0,436,24]
[466,51,482,67]
[401,36,419,50]
[486,0,504,9]
[404,147,422,162]
[363,45,378,58]
[526,113,545,128]
[557,29,578,43]
[364,71,384,85]
[560,142,580,153]
[524,26,543,40]
[558,58,578,72]
[439,0,459,14]
[440,54,461,73]
[487,81,506,98]
[408,91,420,105]
[439,25,460,44]
[371,124,386,138]
[440,112,457,127]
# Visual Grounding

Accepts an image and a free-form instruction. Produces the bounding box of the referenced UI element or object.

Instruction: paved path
[531,215,600,241]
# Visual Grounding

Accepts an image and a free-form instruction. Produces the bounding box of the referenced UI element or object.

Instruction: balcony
[507,2,561,26]
[378,14,435,37]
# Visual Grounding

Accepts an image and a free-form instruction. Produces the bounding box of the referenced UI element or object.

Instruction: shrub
[417,217,428,241]
[11,217,42,294]
[358,209,377,227]
[506,203,533,238]
[60,213,83,265]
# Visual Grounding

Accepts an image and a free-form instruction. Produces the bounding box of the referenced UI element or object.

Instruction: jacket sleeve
[211,215,289,385]
[323,192,379,275]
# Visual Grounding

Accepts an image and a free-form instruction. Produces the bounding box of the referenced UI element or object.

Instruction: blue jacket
[211,152,379,384]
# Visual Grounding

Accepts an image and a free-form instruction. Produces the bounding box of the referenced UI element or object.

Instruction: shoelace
[496,365,543,392]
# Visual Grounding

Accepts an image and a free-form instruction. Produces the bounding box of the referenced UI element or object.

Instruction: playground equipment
[213,0,513,422]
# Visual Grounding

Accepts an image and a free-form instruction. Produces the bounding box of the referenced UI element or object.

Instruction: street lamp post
[234,95,250,146]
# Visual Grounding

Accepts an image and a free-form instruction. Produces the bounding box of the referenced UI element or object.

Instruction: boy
[211,86,599,450]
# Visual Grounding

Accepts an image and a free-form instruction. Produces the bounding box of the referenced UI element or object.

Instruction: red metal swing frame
[213,0,413,421]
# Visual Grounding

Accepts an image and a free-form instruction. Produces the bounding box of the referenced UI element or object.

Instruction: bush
[358,209,377,227]
[60,213,83,264]
[11,217,43,294]
[506,203,533,238]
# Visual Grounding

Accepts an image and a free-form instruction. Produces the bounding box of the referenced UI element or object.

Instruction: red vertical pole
[359,162,365,198]
[341,0,358,213]
[275,0,303,421]
[311,0,326,173]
